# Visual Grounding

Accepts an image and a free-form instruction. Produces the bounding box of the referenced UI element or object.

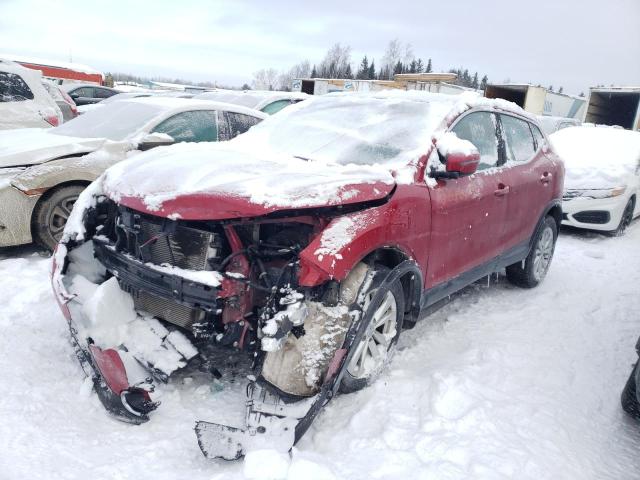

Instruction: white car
[0,59,63,129]
[196,89,308,114]
[0,96,267,250]
[551,126,640,235]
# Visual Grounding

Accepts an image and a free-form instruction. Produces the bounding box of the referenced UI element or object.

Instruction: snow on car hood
[0,128,106,168]
[102,142,396,219]
[550,126,640,189]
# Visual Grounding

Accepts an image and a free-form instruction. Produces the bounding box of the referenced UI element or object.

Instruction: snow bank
[550,126,640,189]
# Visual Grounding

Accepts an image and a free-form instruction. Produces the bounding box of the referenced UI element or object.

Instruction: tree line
[252,39,490,91]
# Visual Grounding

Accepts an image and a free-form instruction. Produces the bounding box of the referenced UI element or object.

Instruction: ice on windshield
[51,101,168,141]
[232,93,456,167]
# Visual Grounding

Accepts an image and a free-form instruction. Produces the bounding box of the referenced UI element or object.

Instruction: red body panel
[88,346,129,395]
[112,181,395,221]
[19,62,103,85]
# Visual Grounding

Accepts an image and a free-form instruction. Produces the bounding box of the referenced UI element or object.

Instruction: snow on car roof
[123,96,268,118]
[551,126,640,189]
[197,89,308,110]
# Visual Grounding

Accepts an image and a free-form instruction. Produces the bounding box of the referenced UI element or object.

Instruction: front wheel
[32,184,85,251]
[340,266,405,394]
[611,198,635,237]
[506,216,557,288]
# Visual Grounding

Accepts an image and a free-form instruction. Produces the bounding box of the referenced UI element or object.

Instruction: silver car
[0,97,267,250]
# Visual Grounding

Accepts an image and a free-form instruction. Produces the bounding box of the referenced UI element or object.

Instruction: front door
[426,111,509,289]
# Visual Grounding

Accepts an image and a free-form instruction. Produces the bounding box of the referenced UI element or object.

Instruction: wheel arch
[30,180,92,238]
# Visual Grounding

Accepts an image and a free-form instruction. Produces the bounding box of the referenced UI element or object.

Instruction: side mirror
[137,132,175,151]
[70,93,79,100]
[431,133,480,179]
[445,150,480,175]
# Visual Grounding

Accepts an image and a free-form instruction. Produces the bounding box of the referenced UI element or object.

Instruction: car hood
[103,142,396,220]
[0,129,106,168]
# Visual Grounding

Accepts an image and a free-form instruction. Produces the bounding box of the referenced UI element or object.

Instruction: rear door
[497,114,556,250]
[426,110,510,288]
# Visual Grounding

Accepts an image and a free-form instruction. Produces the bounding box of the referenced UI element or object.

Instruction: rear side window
[219,112,262,140]
[152,110,218,143]
[261,99,292,115]
[94,88,116,99]
[501,115,536,163]
[71,87,94,98]
[0,72,34,102]
[450,111,500,170]
[530,124,545,150]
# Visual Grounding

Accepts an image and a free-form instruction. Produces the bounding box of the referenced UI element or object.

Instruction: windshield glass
[51,101,167,140]
[232,93,456,166]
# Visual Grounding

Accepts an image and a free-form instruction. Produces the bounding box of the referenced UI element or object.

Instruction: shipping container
[584,87,640,131]
[484,84,586,119]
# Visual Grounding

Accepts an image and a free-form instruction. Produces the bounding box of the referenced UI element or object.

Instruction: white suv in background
[0,59,63,130]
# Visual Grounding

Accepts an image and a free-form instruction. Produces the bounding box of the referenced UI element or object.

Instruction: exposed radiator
[134,290,206,330]
[140,222,216,271]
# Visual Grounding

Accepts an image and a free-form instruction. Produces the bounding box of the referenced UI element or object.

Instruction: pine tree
[462,69,470,87]
[558,86,564,93]
[311,65,317,78]
[394,60,404,75]
[416,58,424,73]
[480,75,488,90]
[472,72,479,89]
[426,58,432,73]
[357,56,369,79]
[409,59,417,74]
[344,64,353,79]
[368,60,376,80]
[579,91,585,97]
[548,85,554,92]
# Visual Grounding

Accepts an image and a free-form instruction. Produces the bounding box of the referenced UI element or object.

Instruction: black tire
[611,198,635,237]
[340,266,405,394]
[506,216,557,288]
[32,184,85,251]
[621,362,640,420]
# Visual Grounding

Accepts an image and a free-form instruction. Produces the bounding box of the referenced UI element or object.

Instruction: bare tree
[252,68,279,90]
[317,43,352,79]
[277,60,312,90]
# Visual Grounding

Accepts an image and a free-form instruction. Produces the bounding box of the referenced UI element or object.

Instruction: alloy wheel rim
[533,226,554,282]
[49,195,78,241]
[347,290,398,379]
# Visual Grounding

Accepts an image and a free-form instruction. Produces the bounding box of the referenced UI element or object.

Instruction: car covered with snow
[536,115,581,135]
[0,59,63,130]
[551,126,640,235]
[51,91,564,460]
[0,97,267,250]
[196,89,308,114]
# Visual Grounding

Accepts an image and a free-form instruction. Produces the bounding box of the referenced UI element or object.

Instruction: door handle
[494,184,510,196]
[540,172,552,184]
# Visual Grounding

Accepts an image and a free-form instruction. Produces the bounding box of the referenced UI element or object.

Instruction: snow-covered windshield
[51,101,167,141]
[231,92,456,166]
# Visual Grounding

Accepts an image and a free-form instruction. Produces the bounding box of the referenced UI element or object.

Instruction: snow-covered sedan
[0,97,266,250]
[52,91,564,459]
[196,89,308,114]
[551,126,640,235]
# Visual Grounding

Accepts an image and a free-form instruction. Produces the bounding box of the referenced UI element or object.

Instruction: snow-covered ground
[1,223,639,480]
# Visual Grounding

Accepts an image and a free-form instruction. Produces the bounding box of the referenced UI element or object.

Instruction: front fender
[11,141,133,193]
[297,202,419,286]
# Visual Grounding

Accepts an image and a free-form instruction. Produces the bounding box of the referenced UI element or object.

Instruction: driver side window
[450,112,500,171]
[152,110,218,143]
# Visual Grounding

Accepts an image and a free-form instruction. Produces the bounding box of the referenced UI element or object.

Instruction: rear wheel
[340,266,405,393]
[622,362,640,420]
[32,184,85,251]
[612,198,634,237]
[506,216,557,288]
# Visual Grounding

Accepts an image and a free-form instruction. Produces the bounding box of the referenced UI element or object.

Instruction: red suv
[52,92,564,459]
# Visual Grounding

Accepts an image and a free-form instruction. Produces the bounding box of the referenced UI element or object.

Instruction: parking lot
[1,221,638,480]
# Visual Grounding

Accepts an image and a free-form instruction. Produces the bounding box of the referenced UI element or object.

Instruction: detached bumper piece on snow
[86,343,158,424]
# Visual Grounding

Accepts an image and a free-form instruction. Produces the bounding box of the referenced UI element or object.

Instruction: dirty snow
[1,223,639,479]
[550,126,640,189]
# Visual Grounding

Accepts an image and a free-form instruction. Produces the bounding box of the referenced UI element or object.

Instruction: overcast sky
[1,0,638,94]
